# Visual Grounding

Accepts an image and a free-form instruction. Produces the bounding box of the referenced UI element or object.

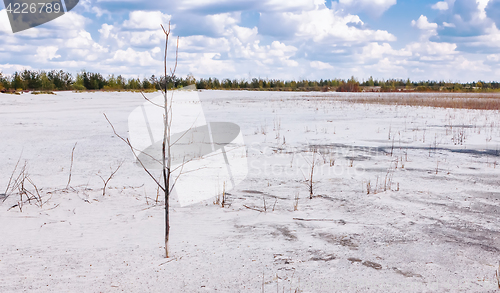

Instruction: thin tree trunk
[162,23,171,258]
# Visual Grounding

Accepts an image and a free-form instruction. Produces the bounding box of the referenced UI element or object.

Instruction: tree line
[1,70,500,93]
[0,70,190,92]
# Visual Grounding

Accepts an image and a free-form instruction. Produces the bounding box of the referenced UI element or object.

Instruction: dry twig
[66,142,77,189]
[97,162,123,196]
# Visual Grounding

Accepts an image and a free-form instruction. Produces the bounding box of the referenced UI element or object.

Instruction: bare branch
[169,158,185,194]
[293,218,338,222]
[3,151,23,202]
[103,113,165,191]
[66,142,77,189]
[26,176,42,207]
[140,91,165,108]
[243,205,264,213]
[170,37,179,77]
[170,115,202,147]
[98,161,123,196]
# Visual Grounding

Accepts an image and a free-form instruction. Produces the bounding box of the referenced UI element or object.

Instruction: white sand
[1,90,499,292]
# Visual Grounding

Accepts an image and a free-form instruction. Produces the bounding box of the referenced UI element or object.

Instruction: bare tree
[160,22,179,258]
[104,22,180,258]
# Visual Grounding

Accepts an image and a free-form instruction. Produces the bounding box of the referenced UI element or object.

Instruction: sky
[1,0,500,82]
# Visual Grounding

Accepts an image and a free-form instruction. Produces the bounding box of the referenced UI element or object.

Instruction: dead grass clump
[293,192,299,211]
[214,181,227,207]
[319,93,500,110]
[4,161,44,212]
[300,150,317,199]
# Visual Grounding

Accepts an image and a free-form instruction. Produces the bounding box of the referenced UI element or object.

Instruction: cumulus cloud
[260,8,396,43]
[0,63,32,72]
[0,0,498,81]
[406,41,458,57]
[338,0,397,17]
[35,46,61,61]
[364,57,407,74]
[432,1,450,10]
[486,0,500,28]
[487,53,500,61]
[360,42,411,60]
[434,0,493,37]
[412,15,439,30]
[176,0,325,13]
[123,11,171,30]
[310,61,334,70]
[0,9,11,33]
[109,48,160,67]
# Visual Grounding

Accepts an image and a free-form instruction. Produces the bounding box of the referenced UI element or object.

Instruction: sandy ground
[1,90,500,292]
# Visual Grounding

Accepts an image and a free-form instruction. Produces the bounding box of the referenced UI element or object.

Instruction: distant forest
[1,69,500,93]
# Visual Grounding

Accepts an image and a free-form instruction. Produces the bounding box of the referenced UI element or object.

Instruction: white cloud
[432,1,449,10]
[264,0,326,12]
[477,0,490,19]
[0,0,498,82]
[469,24,500,48]
[176,0,326,13]
[91,6,111,18]
[0,9,11,33]
[181,35,231,53]
[412,15,439,30]
[123,11,171,30]
[0,63,32,72]
[230,26,258,43]
[487,53,500,61]
[151,47,161,56]
[310,61,334,70]
[261,8,396,43]
[179,52,236,76]
[360,42,412,60]
[99,24,114,39]
[433,0,493,38]
[110,48,160,67]
[338,0,397,17]
[364,57,407,74]
[35,46,61,61]
[45,12,88,31]
[406,41,457,56]
[452,55,489,71]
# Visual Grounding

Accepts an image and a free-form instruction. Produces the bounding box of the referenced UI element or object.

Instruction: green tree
[72,72,86,90]
[368,76,375,86]
[48,70,73,90]
[0,72,9,90]
[126,78,141,90]
[11,72,24,90]
[40,71,55,91]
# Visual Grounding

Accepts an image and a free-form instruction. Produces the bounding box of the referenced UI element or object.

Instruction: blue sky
[1,0,500,82]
